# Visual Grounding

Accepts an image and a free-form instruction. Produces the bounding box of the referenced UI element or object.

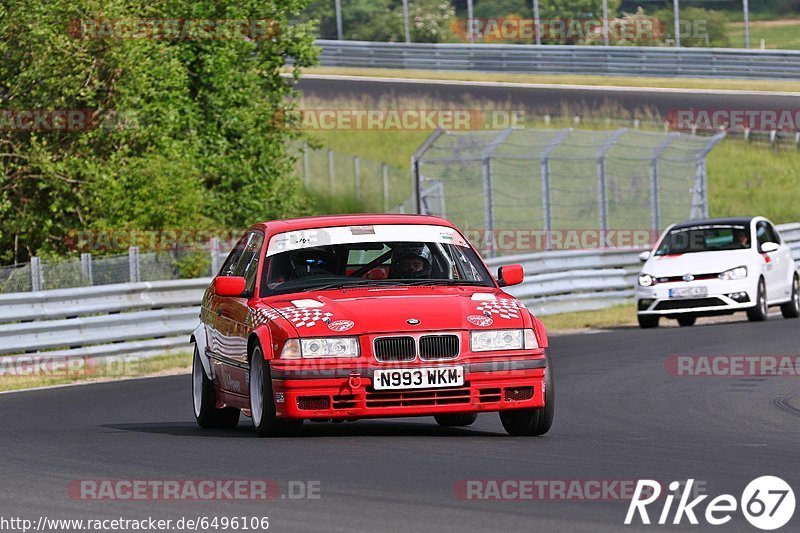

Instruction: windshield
[655,224,751,255]
[260,230,494,296]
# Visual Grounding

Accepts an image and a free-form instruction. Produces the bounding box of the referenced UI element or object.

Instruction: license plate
[373,366,464,391]
[669,286,708,299]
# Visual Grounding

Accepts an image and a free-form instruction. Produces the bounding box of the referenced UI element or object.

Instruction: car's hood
[256,286,527,336]
[644,249,753,277]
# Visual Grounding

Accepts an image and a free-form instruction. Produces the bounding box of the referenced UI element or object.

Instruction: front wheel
[249,345,303,438]
[747,279,768,322]
[499,361,554,437]
[193,347,240,429]
[638,314,659,329]
[434,413,478,427]
[677,315,696,327]
[780,275,800,319]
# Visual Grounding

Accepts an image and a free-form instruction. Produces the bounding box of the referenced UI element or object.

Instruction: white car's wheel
[781,275,800,319]
[747,279,768,322]
[249,345,302,438]
[193,347,240,429]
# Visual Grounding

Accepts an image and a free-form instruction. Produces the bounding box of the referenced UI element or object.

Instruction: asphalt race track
[2,317,799,532]
[297,75,800,116]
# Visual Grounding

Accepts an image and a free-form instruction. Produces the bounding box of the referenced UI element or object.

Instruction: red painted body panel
[199,214,550,420]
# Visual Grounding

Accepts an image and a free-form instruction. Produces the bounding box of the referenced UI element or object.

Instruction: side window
[238,233,265,293]
[756,222,770,248]
[219,235,249,277]
[765,223,781,245]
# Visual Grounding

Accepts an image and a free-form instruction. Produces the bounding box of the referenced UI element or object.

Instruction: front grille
[332,395,357,409]
[365,386,471,408]
[504,386,534,401]
[654,297,725,310]
[657,273,719,283]
[297,396,330,411]
[374,336,416,362]
[419,334,459,360]
[479,387,502,403]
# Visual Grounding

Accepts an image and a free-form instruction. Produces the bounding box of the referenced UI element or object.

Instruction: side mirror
[760,241,779,253]
[639,251,651,262]
[214,276,246,297]
[497,264,524,287]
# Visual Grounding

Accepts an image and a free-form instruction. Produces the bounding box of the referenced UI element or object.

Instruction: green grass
[301,66,800,93]
[541,303,637,332]
[726,19,800,50]
[0,351,192,392]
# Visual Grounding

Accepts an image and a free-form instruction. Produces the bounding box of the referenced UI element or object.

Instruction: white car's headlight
[719,266,748,281]
[471,329,537,352]
[639,274,655,287]
[300,337,360,358]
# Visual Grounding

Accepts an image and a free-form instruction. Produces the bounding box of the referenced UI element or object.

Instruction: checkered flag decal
[475,298,520,320]
[259,306,333,328]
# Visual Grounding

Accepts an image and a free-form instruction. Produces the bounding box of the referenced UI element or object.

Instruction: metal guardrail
[1,223,798,364]
[316,40,800,80]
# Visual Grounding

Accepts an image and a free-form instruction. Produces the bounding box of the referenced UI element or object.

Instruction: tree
[0,0,318,263]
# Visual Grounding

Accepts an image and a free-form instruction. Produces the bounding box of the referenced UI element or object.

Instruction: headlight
[719,266,748,281]
[471,329,535,352]
[638,274,655,287]
[300,337,360,358]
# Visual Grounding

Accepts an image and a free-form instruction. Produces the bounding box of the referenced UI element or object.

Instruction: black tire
[637,314,660,329]
[193,347,240,429]
[249,345,303,438]
[747,278,768,322]
[677,315,696,327]
[434,413,478,427]
[780,275,800,319]
[499,360,554,437]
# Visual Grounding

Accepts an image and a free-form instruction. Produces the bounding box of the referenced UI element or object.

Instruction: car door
[755,221,783,302]
[206,234,248,361]
[215,231,265,395]
[766,221,794,301]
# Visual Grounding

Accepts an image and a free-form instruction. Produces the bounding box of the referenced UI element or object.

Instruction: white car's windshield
[655,224,750,255]
[260,230,493,296]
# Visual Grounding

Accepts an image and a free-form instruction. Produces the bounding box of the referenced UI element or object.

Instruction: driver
[394,252,432,279]
[290,248,334,277]
[733,229,750,248]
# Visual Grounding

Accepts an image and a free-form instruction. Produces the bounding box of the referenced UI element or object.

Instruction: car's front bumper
[636,277,757,317]
[270,358,547,420]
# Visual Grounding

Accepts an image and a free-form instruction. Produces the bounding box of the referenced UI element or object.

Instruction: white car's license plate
[669,286,708,299]
[373,366,464,391]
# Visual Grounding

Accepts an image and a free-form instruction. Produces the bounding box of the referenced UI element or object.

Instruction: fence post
[382,163,389,213]
[327,149,335,195]
[210,237,220,276]
[129,246,141,283]
[81,252,93,285]
[540,129,571,251]
[649,133,679,236]
[353,156,361,202]
[303,142,310,189]
[30,256,43,291]
[597,129,627,236]
[692,132,726,219]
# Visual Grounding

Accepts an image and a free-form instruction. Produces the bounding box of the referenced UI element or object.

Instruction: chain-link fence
[295,143,410,212]
[413,127,725,256]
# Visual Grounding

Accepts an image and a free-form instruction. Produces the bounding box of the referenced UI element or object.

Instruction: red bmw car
[191,214,553,437]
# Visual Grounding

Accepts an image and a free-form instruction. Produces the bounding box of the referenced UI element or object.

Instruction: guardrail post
[303,142,310,189]
[81,253,93,285]
[382,163,389,213]
[210,238,220,276]
[30,256,43,291]
[327,149,335,195]
[128,246,141,283]
[353,156,361,202]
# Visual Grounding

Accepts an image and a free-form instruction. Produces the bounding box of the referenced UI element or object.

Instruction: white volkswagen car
[636,217,799,328]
